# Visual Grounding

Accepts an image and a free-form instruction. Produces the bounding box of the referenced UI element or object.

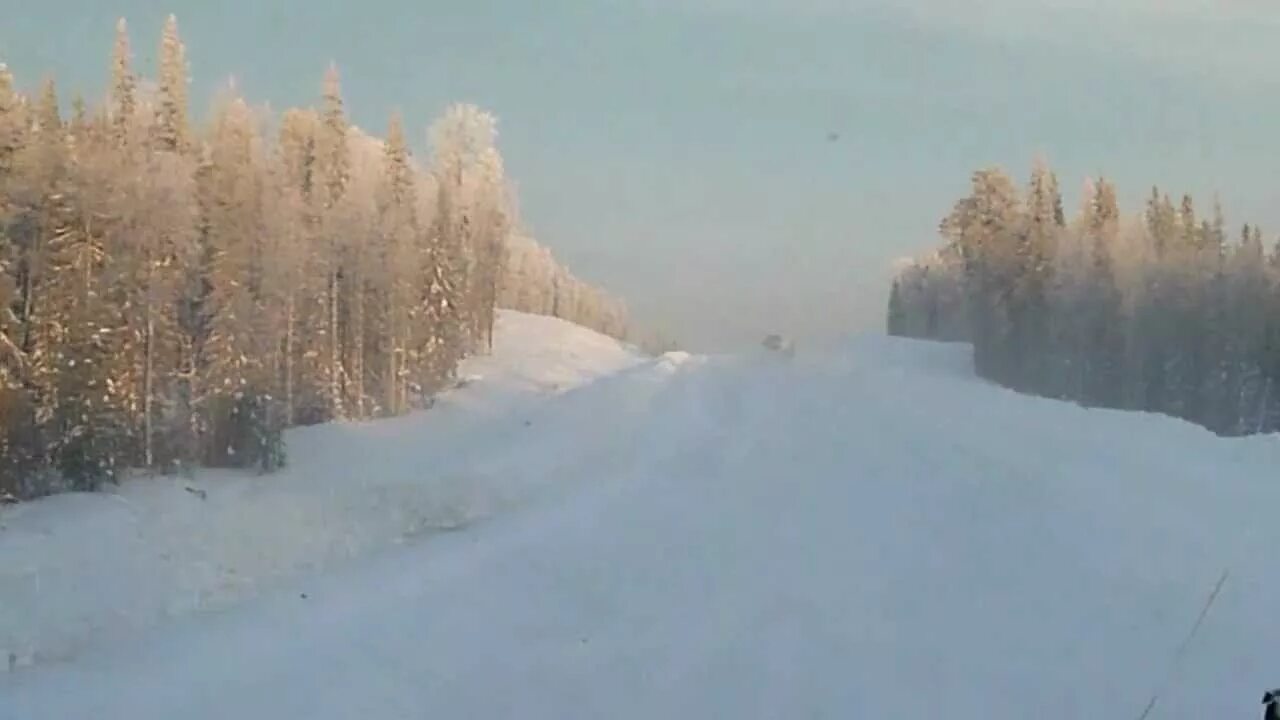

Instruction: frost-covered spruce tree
[314,65,350,420]
[0,65,32,494]
[940,167,1022,382]
[375,112,418,416]
[154,15,190,154]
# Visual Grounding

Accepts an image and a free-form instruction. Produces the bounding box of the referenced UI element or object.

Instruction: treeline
[888,160,1280,436]
[500,232,629,340]
[0,17,628,499]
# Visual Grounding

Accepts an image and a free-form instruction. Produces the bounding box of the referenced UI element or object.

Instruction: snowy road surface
[4,316,1280,718]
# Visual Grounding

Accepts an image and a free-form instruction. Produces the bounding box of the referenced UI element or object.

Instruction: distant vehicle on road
[761,334,795,358]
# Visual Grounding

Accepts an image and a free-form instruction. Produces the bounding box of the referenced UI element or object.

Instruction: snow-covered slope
[4,330,1280,719]
[0,310,644,671]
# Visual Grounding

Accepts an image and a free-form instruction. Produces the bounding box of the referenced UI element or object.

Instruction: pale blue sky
[2,0,1278,349]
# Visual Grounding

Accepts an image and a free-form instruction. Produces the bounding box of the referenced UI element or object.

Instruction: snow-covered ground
[3,316,1280,719]
[0,311,645,671]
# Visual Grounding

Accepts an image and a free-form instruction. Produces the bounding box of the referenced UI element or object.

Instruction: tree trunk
[328,264,341,419]
[143,295,154,468]
[352,270,364,418]
[1257,377,1271,435]
[142,254,154,468]
[283,296,295,426]
[386,293,398,416]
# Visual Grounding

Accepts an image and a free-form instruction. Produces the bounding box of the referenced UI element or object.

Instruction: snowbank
[0,310,646,669]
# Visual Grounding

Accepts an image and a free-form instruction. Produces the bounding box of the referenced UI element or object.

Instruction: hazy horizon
[3,0,1277,350]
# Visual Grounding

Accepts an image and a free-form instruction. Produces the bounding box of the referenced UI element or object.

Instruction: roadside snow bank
[0,311,650,670]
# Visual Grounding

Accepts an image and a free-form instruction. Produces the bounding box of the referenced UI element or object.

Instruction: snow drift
[0,310,644,670]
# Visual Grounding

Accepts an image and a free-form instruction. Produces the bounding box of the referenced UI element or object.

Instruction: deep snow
[0,311,645,671]
[3,314,1280,719]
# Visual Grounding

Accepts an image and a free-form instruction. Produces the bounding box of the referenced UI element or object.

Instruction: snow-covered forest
[0,16,629,499]
[888,160,1280,436]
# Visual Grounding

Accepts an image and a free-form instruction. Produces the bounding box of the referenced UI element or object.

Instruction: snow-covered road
[3,320,1280,719]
